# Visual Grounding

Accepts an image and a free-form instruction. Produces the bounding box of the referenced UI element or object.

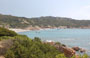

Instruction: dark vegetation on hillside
[0,27,17,37]
[0,14,90,28]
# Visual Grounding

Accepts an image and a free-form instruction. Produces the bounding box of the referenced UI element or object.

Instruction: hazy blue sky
[0,0,90,19]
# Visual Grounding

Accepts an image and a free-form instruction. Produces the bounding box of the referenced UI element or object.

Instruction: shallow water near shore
[18,29,90,54]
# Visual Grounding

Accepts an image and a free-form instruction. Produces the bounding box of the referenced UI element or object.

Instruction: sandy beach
[9,28,30,33]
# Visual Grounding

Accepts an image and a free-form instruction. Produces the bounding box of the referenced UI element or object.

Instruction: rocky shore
[24,25,90,30]
[0,38,86,58]
[43,40,86,58]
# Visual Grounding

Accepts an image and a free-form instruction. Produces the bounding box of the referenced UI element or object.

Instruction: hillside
[0,14,90,29]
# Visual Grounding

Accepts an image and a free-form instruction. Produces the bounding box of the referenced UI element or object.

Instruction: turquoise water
[19,29,90,54]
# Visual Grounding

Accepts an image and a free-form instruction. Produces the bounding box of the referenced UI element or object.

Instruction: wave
[60,38,76,41]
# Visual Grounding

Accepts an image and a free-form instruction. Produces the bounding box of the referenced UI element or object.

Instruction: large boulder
[63,47,76,57]
[72,46,86,53]
[55,45,76,57]
[80,48,86,53]
[44,41,76,58]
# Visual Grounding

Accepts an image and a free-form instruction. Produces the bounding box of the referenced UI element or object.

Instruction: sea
[18,29,90,54]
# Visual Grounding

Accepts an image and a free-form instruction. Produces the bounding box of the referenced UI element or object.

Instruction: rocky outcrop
[80,48,86,53]
[44,41,76,58]
[72,47,80,51]
[72,46,86,53]
[63,47,76,57]
[55,45,76,58]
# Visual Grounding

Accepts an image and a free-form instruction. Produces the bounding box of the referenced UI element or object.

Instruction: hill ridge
[0,14,90,29]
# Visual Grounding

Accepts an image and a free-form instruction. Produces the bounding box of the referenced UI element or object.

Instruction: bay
[18,29,90,54]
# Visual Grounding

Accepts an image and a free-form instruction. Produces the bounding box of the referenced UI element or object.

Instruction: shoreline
[9,28,88,54]
[9,28,90,33]
[9,28,30,33]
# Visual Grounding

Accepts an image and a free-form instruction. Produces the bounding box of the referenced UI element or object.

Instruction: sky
[0,0,90,20]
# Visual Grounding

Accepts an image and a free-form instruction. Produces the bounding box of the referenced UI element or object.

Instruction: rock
[63,47,76,58]
[43,41,76,58]
[55,45,64,53]
[72,47,80,51]
[62,44,66,47]
[55,45,76,57]
[72,47,86,53]
[80,48,86,53]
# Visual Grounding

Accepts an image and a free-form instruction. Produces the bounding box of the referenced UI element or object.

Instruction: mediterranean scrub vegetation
[0,27,89,58]
[1,14,90,28]
[0,27,17,37]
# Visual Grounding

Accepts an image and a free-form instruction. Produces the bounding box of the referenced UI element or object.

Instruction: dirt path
[0,41,5,58]
[0,56,5,58]
[0,39,13,58]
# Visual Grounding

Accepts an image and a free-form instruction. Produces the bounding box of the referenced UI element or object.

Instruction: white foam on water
[60,38,76,41]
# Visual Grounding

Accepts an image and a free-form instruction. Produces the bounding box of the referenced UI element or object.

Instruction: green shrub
[56,54,67,58]
[0,27,17,37]
[5,37,60,58]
